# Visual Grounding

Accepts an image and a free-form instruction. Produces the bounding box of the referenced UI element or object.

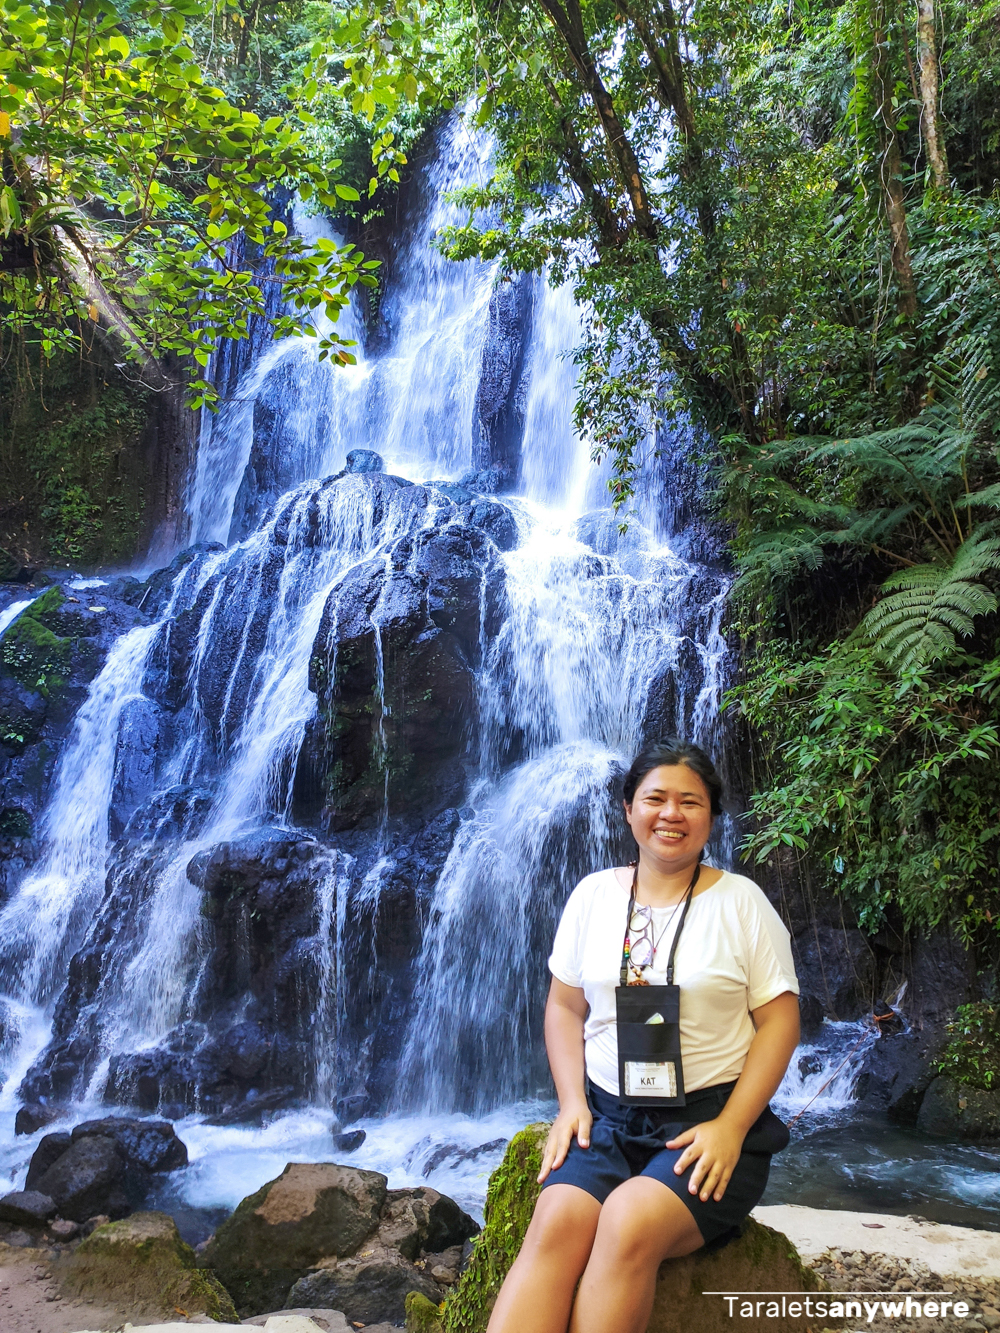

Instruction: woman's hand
[665,1117,744,1202]
[537,1101,593,1183]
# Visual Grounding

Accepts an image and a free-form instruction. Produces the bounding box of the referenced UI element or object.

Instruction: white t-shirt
[547,867,800,1096]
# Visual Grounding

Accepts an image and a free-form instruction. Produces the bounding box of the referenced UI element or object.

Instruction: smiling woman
[486,739,801,1333]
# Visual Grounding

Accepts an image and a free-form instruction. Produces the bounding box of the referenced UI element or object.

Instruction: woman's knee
[522,1185,601,1262]
[592,1178,702,1266]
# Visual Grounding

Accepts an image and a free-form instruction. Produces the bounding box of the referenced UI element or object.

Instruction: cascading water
[7,116,990,1234]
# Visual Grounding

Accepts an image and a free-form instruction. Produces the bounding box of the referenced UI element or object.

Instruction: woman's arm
[665,990,800,1202]
[536,977,593,1183]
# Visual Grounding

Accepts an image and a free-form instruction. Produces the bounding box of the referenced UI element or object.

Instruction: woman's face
[624,763,714,871]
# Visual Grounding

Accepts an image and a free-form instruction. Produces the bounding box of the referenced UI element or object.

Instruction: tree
[0,0,380,406]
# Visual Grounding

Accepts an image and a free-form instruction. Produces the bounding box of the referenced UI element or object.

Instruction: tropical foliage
[5,0,1000,952]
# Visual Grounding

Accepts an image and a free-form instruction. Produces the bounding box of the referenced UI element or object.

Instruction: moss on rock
[441,1124,835,1333]
[60,1209,239,1322]
[406,1289,445,1332]
[0,588,71,696]
[442,1122,548,1333]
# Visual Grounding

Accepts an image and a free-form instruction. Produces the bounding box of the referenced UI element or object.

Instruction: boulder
[13,1102,60,1136]
[23,1117,188,1221]
[917,1075,1000,1139]
[286,1241,443,1325]
[0,1190,56,1225]
[24,1130,71,1187]
[198,1162,388,1316]
[70,1116,189,1171]
[440,1124,830,1333]
[60,1210,238,1321]
[345,449,385,474]
[29,1134,144,1222]
[377,1187,479,1261]
[330,1130,365,1154]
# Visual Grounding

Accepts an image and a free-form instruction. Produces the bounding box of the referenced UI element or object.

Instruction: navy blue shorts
[541,1080,789,1248]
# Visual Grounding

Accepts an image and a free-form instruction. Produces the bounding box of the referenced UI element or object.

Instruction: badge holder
[615,866,698,1107]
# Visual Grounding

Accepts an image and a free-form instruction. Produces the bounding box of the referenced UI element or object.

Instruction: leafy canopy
[0,0,382,404]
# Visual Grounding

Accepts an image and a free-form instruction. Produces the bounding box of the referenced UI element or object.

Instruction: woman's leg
[487,1183,602,1333]
[568,1177,704,1333]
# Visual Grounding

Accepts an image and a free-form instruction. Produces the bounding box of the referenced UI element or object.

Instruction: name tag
[624,1060,677,1098]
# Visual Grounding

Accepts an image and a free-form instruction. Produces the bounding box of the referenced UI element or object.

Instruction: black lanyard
[620,862,701,987]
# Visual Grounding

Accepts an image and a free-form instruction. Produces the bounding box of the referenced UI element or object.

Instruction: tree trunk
[916,0,949,193]
[872,9,918,318]
[534,0,658,241]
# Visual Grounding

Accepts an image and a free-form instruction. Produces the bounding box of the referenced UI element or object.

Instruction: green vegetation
[937,1001,1000,1091]
[0,587,73,696]
[4,0,999,962]
[442,1122,548,1333]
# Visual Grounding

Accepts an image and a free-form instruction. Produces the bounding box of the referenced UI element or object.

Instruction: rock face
[441,1124,827,1333]
[60,1209,238,1321]
[917,1075,1000,1139]
[0,579,149,907]
[199,1162,479,1321]
[24,1118,187,1222]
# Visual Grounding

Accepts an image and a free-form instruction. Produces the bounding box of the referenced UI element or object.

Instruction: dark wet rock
[0,1190,56,1225]
[345,449,384,474]
[286,1242,442,1325]
[916,1075,1000,1140]
[25,1132,72,1187]
[108,697,166,839]
[309,521,493,828]
[121,783,214,843]
[199,1162,389,1316]
[203,1086,298,1126]
[462,497,518,551]
[14,1102,61,1136]
[472,271,536,485]
[421,1138,508,1178]
[330,1129,366,1154]
[0,547,23,582]
[187,827,318,895]
[23,1119,186,1223]
[69,1117,188,1173]
[0,674,48,755]
[335,1094,371,1126]
[855,928,976,1123]
[29,1134,141,1222]
[790,925,877,1025]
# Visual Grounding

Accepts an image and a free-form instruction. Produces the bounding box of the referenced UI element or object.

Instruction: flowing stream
[0,119,997,1236]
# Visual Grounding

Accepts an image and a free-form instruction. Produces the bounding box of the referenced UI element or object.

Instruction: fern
[860,528,1000,669]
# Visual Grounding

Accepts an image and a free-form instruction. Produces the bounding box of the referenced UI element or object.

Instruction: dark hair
[622,738,723,816]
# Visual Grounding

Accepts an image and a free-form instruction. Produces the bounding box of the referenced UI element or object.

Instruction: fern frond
[860,531,1000,670]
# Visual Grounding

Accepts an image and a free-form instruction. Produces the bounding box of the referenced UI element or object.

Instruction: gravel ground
[804,1248,1000,1332]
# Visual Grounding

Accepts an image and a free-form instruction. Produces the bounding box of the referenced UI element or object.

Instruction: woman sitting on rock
[488,738,800,1333]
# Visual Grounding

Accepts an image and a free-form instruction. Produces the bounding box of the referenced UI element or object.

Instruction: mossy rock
[442,1124,834,1333]
[0,588,71,697]
[406,1289,445,1332]
[442,1123,548,1333]
[60,1209,239,1322]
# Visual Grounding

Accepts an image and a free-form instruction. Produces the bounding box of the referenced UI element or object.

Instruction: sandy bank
[754,1205,1000,1279]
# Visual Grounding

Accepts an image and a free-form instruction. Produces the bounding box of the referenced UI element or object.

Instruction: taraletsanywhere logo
[706,1290,975,1321]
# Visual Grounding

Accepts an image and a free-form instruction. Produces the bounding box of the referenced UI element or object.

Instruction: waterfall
[0,117,730,1140]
